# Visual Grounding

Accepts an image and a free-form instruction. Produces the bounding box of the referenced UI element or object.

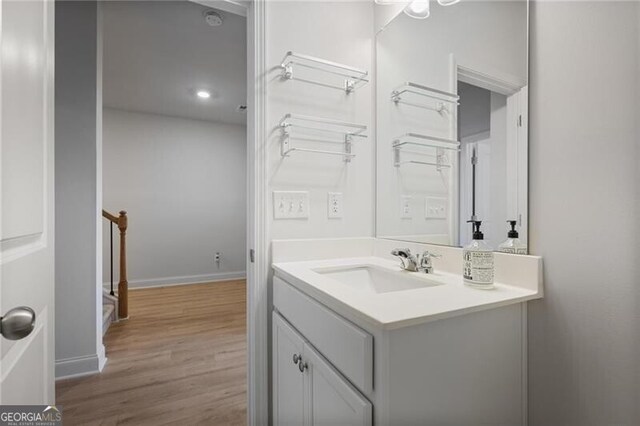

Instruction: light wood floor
[56,281,247,426]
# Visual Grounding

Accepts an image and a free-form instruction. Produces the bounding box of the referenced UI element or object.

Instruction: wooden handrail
[102,209,119,223]
[102,209,129,319]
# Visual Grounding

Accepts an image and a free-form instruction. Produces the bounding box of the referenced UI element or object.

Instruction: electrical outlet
[273,191,309,219]
[400,195,412,219]
[327,192,343,219]
[425,197,447,219]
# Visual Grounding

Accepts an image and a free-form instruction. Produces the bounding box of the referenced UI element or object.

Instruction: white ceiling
[103,1,247,125]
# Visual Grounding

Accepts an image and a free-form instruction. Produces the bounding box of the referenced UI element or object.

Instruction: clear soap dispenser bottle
[498,220,528,255]
[463,220,494,289]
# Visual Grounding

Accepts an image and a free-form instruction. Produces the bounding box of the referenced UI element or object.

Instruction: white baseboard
[103,271,246,291]
[55,354,103,380]
[97,344,107,372]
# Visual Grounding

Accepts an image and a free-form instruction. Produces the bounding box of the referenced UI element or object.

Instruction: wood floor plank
[56,280,247,426]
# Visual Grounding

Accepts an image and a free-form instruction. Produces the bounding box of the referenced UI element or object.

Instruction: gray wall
[102,108,247,287]
[458,82,490,139]
[528,2,640,424]
[55,0,103,377]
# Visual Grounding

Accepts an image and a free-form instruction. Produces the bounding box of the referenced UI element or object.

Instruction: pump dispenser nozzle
[507,220,519,238]
[467,220,484,240]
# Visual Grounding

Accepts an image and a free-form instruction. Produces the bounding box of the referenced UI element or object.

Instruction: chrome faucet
[391,248,440,273]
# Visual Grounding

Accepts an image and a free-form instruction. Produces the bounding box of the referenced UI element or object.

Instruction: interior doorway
[456,73,528,248]
[458,81,508,248]
[55,2,248,424]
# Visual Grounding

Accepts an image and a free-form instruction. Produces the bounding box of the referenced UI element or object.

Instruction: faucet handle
[417,251,440,273]
[390,248,412,258]
[420,251,441,259]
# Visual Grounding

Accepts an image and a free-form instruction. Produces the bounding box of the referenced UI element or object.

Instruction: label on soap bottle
[499,247,528,255]
[463,250,494,284]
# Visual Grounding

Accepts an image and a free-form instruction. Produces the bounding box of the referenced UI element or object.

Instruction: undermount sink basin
[313,265,441,294]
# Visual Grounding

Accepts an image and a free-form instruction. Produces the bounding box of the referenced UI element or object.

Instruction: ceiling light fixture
[437,0,460,5]
[196,90,211,99]
[404,0,431,19]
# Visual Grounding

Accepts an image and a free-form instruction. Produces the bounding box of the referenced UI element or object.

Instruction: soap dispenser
[498,220,528,255]
[463,220,494,289]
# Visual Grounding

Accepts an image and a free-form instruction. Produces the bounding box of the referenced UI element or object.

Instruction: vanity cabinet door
[273,313,305,426]
[303,342,372,426]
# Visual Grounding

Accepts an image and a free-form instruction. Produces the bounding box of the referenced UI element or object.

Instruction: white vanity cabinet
[273,312,372,426]
[273,272,528,426]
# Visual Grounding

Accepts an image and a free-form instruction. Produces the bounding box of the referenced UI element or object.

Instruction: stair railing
[102,209,129,319]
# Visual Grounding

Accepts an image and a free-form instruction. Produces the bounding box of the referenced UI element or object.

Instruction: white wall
[487,92,508,247]
[528,2,640,424]
[374,2,404,33]
[266,2,375,241]
[54,1,105,378]
[102,108,246,287]
[376,0,527,244]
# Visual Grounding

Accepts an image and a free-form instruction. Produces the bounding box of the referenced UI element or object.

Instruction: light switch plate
[273,191,309,219]
[425,197,447,219]
[327,192,343,219]
[400,195,412,219]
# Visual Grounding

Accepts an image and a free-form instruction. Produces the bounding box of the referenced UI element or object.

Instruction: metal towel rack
[280,113,367,162]
[391,82,459,114]
[281,51,369,93]
[393,133,460,170]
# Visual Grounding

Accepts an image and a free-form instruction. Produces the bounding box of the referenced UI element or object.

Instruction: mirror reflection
[376,0,529,252]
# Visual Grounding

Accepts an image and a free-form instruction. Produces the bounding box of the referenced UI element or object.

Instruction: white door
[0,0,55,404]
[273,313,305,426]
[304,342,372,426]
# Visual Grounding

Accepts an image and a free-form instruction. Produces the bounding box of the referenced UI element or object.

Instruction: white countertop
[273,256,541,330]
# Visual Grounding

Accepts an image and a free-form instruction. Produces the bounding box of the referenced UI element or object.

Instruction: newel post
[117,210,129,319]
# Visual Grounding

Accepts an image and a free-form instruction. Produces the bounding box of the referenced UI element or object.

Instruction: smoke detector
[204,10,223,27]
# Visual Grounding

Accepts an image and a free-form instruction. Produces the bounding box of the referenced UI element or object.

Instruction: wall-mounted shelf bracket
[391,82,459,114]
[392,133,460,170]
[279,114,366,162]
[280,51,369,93]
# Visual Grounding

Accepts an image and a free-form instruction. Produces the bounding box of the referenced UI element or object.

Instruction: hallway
[56,281,246,425]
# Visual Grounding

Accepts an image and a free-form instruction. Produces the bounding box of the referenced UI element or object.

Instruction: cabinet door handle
[293,353,300,365]
[298,360,308,373]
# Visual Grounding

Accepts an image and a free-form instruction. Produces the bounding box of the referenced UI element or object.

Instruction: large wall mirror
[376,0,529,252]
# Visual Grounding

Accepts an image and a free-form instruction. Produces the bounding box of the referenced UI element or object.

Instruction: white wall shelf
[280,51,369,93]
[280,114,367,162]
[391,82,459,114]
[393,133,459,170]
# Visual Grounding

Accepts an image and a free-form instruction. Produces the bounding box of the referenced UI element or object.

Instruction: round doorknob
[0,307,35,340]
[293,353,300,365]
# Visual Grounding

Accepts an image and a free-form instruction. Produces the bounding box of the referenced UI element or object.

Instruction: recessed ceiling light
[196,90,211,99]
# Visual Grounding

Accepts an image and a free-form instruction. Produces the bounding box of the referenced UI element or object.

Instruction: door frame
[244,1,269,424]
